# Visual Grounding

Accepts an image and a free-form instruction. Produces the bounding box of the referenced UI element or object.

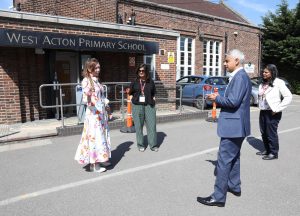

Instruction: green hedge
[290,80,300,95]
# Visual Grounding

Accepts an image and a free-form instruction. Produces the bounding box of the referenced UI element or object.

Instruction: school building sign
[0,29,159,54]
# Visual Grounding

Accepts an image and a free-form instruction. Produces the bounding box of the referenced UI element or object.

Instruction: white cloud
[235,0,272,13]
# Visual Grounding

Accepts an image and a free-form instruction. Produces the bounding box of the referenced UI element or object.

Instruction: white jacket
[259,78,292,113]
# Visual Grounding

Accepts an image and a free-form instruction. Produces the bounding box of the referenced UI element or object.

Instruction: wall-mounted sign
[0,29,159,54]
[244,63,255,73]
[168,52,175,63]
[161,64,170,70]
[129,56,135,67]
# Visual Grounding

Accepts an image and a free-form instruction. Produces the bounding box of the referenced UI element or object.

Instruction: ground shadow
[246,136,264,152]
[142,131,167,148]
[206,159,217,176]
[109,141,134,170]
[82,141,134,171]
[157,131,167,147]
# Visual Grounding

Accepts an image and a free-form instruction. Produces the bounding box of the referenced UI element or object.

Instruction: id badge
[139,95,145,103]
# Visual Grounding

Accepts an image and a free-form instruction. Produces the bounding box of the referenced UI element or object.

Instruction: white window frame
[203,40,222,76]
[176,36,195,80]
[144,54,156,80]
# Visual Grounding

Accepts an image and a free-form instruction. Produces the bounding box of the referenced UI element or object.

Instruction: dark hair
[135,63,150,81]
[261,64,278,87]
[82,58,99,78]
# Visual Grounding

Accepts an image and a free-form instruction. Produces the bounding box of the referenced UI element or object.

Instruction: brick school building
[0,0,261,124]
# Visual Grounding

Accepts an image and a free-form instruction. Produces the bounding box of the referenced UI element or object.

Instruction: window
[176,76,203,84]
[81,54,91,70]
[203,40,222,76]
[177,37,195,80]
[205,77,227,85]
[177,77,189,84]
[144,55,156,80]
[79,54,91,82]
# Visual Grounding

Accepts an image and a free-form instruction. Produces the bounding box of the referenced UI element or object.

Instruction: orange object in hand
[211,87,218,120]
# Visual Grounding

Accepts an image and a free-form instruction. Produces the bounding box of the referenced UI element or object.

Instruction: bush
[290,80,300,95]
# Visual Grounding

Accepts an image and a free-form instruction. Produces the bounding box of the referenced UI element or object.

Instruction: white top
[258,84,271,110]
[258,78,292,112]
[228,67,243,82]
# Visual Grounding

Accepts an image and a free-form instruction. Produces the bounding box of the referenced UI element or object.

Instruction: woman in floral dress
[75,58,111,173]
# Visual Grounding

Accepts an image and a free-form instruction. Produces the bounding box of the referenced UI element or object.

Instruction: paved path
[0,96,300,216]
[0,105,206,143]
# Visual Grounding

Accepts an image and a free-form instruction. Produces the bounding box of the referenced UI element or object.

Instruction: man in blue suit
[197,49,251,207]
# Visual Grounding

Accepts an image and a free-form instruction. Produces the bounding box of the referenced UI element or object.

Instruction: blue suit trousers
[212,137,245,202]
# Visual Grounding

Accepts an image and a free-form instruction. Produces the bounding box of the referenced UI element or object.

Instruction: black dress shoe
[197,196,225,207]
[262,153,278,160]
[228,188,241,197]
[256,151,269,156]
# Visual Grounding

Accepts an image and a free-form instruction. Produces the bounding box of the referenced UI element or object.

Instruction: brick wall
[0,48,21,124]
[119,2,261,75]
[0,47,48,124]
[17,0,260,75]
[19,0,116,23]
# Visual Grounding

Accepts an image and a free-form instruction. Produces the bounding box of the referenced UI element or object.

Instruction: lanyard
[139,79,146,95]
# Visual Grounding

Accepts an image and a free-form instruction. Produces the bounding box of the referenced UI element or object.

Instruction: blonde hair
[81,58,99,78]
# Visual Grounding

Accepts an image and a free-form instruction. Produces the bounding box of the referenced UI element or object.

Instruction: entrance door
[55,51,79,117]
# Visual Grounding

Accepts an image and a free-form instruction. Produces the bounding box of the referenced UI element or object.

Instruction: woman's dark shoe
[262,153,278,160]
[256,151,269,156]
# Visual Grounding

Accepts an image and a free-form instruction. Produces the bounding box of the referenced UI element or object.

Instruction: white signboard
[161,64,170,70]
[244,64,255,73]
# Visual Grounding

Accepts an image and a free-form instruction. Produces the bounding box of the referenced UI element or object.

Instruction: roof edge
[0,9,180,37]
[220,1,255,26]
[129,0,260,29]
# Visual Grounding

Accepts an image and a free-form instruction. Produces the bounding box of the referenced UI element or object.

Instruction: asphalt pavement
[0,96,300,216]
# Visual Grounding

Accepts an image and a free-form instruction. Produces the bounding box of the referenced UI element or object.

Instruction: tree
[261,0,300,83]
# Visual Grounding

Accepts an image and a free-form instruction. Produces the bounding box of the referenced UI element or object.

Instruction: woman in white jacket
[256,64,292,160]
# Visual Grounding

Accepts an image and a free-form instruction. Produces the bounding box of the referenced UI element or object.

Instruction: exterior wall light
[198,26,205,41]
[127,9,136,25]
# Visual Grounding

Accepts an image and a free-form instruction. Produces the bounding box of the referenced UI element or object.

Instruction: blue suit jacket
[215,69,251,138]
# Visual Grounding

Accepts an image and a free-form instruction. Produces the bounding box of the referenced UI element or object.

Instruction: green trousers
[132,104,157,149]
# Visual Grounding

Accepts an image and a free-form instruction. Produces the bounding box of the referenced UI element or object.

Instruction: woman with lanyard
[129,63,158,152]
[256,64,292,160]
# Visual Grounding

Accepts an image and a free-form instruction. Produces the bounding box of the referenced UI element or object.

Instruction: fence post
[59,86,65,128]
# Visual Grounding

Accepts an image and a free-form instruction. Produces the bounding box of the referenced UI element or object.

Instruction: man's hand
[125,88,131,94]
[206,92,219,101]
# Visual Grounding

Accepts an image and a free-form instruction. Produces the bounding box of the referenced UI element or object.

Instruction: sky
[0,0,299,26]
[224,0,299,26]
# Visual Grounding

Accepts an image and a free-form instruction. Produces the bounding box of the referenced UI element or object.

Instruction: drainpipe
[258,33,262,76]
[224,32,228,76]
[116,0,119,23]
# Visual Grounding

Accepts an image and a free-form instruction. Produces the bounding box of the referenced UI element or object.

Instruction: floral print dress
[74,77,111,164]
